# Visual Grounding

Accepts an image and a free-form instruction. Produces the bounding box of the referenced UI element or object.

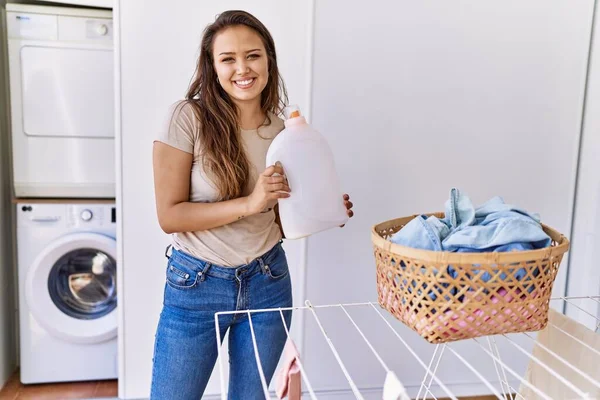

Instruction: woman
[151,10,354,399]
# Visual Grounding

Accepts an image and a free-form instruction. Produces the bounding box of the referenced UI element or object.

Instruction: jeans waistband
[164,240,283,281]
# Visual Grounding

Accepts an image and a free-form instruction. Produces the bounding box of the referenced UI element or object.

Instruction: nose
[236,60,250,75]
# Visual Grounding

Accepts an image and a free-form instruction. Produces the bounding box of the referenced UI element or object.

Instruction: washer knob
[81,209,93,221]
[97,24,108,36]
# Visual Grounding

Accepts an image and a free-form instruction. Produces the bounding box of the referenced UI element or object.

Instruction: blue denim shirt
[390,188,551,252]
[389,188,551,301]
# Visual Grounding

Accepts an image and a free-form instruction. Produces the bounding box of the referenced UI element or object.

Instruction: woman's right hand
[245,163,291,215]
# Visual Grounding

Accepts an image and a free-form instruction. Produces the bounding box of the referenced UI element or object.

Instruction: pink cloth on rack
[276,339,302,400]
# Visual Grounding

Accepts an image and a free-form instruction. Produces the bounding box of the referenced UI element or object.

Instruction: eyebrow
[219,49,262,56]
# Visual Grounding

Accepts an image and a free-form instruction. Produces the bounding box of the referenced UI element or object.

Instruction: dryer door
[20,45,114,138]
[26,232,117,344]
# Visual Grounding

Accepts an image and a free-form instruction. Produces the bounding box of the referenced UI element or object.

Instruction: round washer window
[48,248,117,320]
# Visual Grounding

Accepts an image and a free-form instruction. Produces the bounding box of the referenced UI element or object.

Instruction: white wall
[0,1,17,390]
[117,0,596,398]
[566,2,600,328]
[304,0,594,397]
[116,1,312,398]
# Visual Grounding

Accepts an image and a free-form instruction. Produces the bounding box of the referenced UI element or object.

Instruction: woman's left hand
[340,193,354,227]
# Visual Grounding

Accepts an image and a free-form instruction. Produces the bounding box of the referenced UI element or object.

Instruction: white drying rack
[214,295,600,400]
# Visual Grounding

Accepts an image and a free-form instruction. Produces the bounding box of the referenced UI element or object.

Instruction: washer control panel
[18,203,116,229]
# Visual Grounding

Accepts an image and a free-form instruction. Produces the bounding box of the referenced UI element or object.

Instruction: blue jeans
[150,242,293,400]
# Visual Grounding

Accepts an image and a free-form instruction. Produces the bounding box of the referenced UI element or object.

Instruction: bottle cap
[283,105,301,120]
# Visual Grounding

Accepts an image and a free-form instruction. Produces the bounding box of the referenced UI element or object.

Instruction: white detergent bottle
[266,105,348,239]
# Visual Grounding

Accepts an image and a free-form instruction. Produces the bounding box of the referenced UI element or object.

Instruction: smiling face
[212,25,269,107]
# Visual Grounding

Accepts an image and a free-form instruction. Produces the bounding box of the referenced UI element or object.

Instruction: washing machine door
[26,232,117,344]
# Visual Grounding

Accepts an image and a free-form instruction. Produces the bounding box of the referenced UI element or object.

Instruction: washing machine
[17,202,118,384]
[6,4,115,198]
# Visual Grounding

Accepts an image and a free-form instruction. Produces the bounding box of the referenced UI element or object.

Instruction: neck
[236,98,265,130]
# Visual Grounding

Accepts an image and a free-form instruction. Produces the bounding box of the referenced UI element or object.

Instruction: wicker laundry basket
[371,213,570,344]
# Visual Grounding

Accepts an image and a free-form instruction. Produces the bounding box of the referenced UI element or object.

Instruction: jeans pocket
[264,250,289,281]
[166,259,200,290]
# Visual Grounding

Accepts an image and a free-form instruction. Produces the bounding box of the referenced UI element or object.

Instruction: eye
[222,57,235,63]
[247,53,260,60]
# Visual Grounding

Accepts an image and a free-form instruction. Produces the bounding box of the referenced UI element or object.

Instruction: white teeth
[236,78,254,86]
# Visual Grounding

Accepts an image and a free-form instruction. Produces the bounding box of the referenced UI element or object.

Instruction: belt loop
[164,244,172,259]
[257,257,267,274]
[200,262,212,282]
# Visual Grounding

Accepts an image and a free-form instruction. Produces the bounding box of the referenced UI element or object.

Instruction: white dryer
[6,4,115,198]
[17,202,117,384]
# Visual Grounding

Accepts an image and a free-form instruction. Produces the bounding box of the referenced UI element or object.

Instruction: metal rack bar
[306,300,365,400]
[416,344,445,400]
[369,303,459,400]
[339,304,391,373]
[470,338,554,400]
[247,311,273,399]
[278,309,319,400]
[500,334,589,398]
[214,313,227,400]
[488,337,514,400]
[560,297,600,322]
[520,332,600,390]
[547,321,600,357]
[444,344,504,399]
[214,295,600,399]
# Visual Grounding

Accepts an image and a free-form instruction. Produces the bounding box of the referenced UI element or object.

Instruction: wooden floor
[0,370,117,400]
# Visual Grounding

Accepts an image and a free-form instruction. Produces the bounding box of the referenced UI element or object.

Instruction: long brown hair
[185,10,288,201]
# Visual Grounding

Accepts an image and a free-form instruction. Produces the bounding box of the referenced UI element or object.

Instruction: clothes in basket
[391,188,551,252]
[388,188,551,302]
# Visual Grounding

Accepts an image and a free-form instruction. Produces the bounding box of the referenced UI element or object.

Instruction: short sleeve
[155,100,197,154]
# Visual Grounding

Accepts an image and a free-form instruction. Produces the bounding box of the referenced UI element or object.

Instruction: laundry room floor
[0,370,505,400]
[0,370,117,400]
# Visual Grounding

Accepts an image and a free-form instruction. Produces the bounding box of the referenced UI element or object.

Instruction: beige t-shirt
[155,101,284,267]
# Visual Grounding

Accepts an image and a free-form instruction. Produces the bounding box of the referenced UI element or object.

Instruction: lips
[233,77,256,89]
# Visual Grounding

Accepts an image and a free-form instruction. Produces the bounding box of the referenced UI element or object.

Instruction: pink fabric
[276,339,302,400]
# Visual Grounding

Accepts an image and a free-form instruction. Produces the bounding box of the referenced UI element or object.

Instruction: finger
[268,183,291,192]
[263,164,285,177]
[274,162,290,185]
[262,165,276,177]
[268,176,286,184]
[270,192,290,199]
[343,193,350,201]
